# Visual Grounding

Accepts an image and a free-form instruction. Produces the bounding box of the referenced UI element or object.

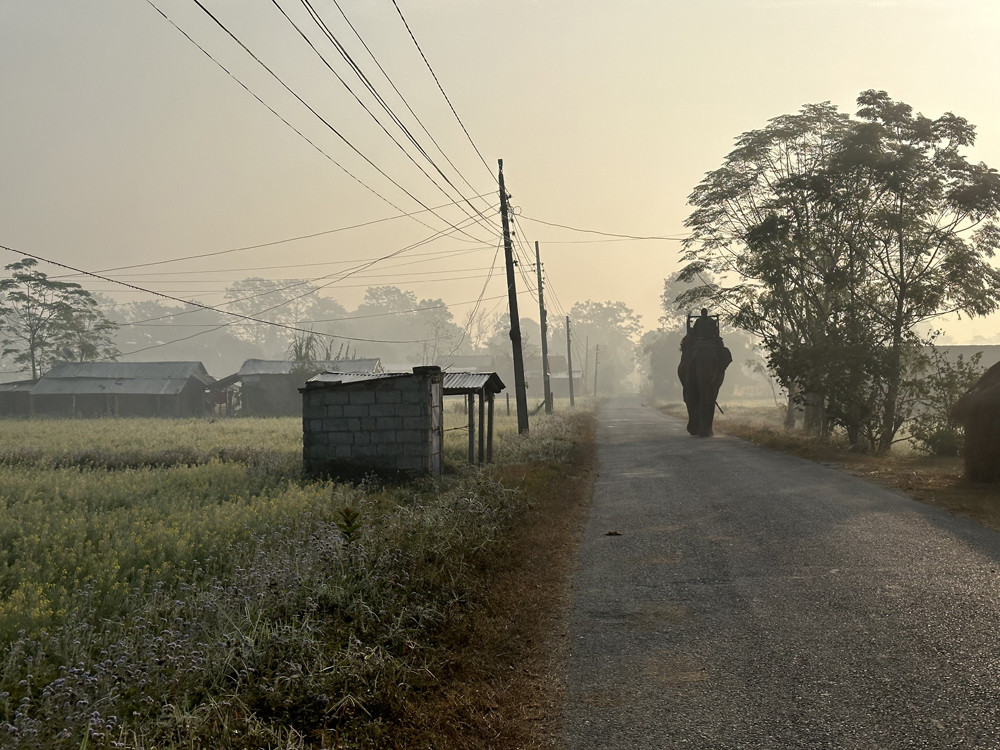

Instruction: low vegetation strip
[0,409,593,749]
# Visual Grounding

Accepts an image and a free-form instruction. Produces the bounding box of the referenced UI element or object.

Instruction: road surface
[562,396,1000,749]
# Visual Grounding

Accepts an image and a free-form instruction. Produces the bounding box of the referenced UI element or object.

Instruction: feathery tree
[680,92,1000,451]
[0,258,119,379]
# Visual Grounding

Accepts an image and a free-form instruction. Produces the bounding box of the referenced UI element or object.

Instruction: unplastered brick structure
[300,366,443,478]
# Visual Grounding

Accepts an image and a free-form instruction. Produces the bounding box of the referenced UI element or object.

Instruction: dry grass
[661,402,1000,532]
[398,413,596,749]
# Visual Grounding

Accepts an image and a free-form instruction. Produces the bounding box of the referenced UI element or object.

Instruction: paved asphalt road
[562,396,1000,749]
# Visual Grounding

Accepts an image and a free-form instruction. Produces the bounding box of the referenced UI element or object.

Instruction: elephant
[951,361,1000,483]
[677,339,732,437]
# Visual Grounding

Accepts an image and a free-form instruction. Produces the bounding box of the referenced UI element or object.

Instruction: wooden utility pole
[593,344,600,397]
[498,159,529,434]
[566,316,575,407]
[535,241,552,414]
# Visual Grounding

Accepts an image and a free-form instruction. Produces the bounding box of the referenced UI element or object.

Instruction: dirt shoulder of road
[400,414,597,749]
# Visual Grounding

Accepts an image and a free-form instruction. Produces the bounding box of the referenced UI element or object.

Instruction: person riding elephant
[689,307,720,342]
[678,309,732,437]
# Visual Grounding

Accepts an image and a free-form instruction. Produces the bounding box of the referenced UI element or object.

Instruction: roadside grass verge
[660,401,1000,531]
[0,409,593,749]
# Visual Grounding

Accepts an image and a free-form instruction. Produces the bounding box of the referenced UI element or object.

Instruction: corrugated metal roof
[307,372,408,385]
[441,372,505,393]
[0,379,36,393]
[31,377,200,397]
[238,358,382,376]
[306,370,505,394]
[438,355,497,371]
[32,361,214,397]
[44,361,211,380]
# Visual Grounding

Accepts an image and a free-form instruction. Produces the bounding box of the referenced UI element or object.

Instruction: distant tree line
[0,262,647,394]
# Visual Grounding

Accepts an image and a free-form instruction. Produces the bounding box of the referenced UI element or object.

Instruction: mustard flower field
[0,411,585,749]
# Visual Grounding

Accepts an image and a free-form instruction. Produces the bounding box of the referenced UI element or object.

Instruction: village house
[28,361,215,418]
[210,358,383,417]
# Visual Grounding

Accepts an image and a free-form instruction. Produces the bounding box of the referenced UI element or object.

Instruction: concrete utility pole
[498,159,529,434]
[535,241,553,414]
[566,316,575,407]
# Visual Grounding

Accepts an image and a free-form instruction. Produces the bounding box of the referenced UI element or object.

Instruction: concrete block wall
[301,367,442,477]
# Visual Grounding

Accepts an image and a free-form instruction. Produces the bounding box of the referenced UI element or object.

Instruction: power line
[96,211,494,327]
[294,0,493,227]
[518,214,688,241]
[85,264,504,286]
[86,271,510,296]
[389,0,493,179]
[270,0,495,242]
[0,243,437,345]
[180,0,486,244]
[85,195,496,275]
[328,0,484,199]
[143,0,423,225]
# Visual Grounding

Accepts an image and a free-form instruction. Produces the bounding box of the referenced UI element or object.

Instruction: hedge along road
[562,396,1000,749]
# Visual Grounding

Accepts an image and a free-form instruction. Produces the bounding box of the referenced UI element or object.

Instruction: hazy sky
[2,0,999,348]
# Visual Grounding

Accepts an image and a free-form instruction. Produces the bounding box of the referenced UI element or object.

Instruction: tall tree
[415,297,463,363]
[843,91,1000,449]
[568,300,642,394]
[223,277,320,357]
[0,258,119,379]
[680,93,1000,451]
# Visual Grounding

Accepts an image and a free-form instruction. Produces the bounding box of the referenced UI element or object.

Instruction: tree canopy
[0,258,119,379]
[679,91,1000,451]
[567,300,642,394]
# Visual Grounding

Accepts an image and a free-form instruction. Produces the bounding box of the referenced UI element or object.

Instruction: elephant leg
[699,394,715,437]
[682,381,699,435]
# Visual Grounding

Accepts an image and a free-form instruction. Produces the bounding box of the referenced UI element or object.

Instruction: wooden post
[478,389,486,464]
[487,394,495,463]
[535,241,553,414]
[467,393,475,464]
[498,159,529,434]
[566,316,575,407]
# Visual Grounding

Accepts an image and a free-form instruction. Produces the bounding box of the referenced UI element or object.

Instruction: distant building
[29,362,215,417]
[0,379,36,417]
[211,358,383,417]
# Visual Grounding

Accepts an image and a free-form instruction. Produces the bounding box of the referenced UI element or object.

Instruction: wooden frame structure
[442,372,506,465]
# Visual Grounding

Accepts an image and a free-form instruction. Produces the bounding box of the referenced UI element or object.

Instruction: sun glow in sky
[2,0,999,349]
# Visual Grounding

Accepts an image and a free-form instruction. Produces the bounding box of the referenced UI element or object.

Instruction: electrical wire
[143,0,428,226]
[271,0,495,242]
[84,195,496,275]
[518,214,688,241]
[328,0,484,199]
[111,210,492,327]
[0,243,438,345]
[295,0,493,229]
[389,0,493,180]
[181,0,487,244]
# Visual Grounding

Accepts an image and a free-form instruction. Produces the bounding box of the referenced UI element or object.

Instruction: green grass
[0,408,591,749]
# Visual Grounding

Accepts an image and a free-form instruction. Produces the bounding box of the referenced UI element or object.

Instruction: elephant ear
[720,347,733,371]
